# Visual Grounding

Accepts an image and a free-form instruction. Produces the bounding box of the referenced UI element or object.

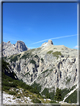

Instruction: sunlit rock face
[41,39,53,48]
[4,39,78,93]
[0,41,28,57]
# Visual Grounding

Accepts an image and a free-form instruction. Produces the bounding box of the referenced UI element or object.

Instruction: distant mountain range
[0,41,28,57]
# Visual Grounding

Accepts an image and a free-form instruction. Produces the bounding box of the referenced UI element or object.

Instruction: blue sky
[3,3,77,49]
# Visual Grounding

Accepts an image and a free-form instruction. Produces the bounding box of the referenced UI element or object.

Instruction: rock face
[0,41,28,57]
[48,39,53,45]
[4,40,78,93]
[41,40,53,47]
[15,41,27,52]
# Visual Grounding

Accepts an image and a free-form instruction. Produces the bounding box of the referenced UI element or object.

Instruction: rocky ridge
[4,40,78,94]
[0,41,28,57]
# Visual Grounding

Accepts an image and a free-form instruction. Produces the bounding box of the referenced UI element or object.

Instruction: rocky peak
[15,41,28,52]
[8,41,11,43]
[41,39,53,47]
[48,40,53,45]
[1,40,28,57]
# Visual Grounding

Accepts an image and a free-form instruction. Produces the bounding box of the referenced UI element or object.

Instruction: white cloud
[32,34,77,44]
[74,45,78,49]
[74,45,80,49]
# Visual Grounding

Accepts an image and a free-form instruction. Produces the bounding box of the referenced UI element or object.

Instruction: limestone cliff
[3,40,78,93]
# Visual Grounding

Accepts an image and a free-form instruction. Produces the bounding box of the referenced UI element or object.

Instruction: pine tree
[54,88,62,101]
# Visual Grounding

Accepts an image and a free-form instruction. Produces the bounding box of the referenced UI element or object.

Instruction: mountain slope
[3,40,78,104]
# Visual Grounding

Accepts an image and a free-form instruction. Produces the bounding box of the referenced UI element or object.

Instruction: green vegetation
[21,52,32,59]
[61,85,77,101]
[54,88,62,101]
[32,98,41,103]
[65,90,77,103]
[9,91,16,95]
[9,54,21,62]
[66,77,71,84]
[61,88,70,100]
[24,72,30,76]
[31,81,41,92]
[41,88,50,99]
[2,60,40,95]
[42,69,53,76]
[3,72,40,95]
[34,55,39,59]
[17,96,21,98]
[42,69,48,73]
[41,88,55,100]
[3,56,7,60]
[52,51,62,59]
[2,59,9,71]
[47,50,53,54]
[30,59,36,64]
[41,58,44,62]
[50,100,57,103]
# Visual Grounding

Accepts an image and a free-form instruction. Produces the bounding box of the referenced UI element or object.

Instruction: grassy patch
[47,50,53,54]
[52,51,62,59]
[65,90,77,103]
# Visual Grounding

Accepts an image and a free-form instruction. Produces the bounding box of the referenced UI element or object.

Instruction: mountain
[0,41,28,57]
[3,40,78,104]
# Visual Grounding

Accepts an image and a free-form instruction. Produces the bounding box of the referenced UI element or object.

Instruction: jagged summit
[41,39,53,47]
[1,40,28,57]
[15,41,28,51]
[48,39,53,45]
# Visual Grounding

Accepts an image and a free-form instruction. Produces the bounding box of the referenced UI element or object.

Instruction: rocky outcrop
[41,40,53,47]
[0,41,28,57]
[15,41,28,52]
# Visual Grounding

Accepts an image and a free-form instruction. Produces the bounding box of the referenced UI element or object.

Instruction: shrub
[34,55,39,58]
[17,96,21,98]
[3,86,10,91]
[32,98,41,103]
[9,91,16,95]
[31,81,41,92]
[41,88,50,98]
[30,60,36,64]
[54,88,62,101]
[41,58,44,62]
